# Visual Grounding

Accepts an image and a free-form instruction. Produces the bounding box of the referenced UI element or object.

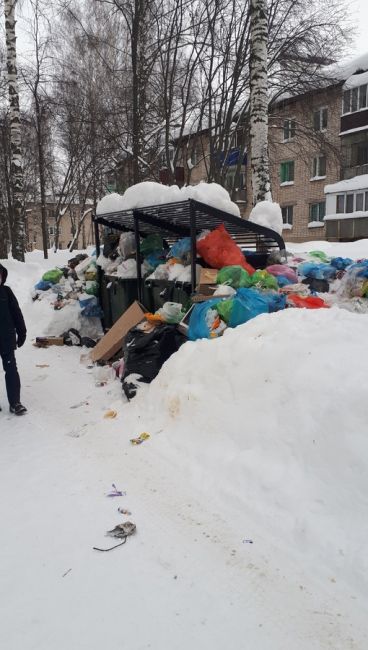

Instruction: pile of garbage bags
[32,251,103,341]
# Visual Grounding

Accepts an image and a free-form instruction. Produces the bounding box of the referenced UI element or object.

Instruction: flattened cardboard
[35,336,64,347]
[91,301,146,362]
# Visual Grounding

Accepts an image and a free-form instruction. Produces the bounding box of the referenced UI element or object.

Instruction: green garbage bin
[144,279,192,313]
[109,277,141,325]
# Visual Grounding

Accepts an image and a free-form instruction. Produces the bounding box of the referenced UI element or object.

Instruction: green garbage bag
[249,270,278,290]
[309,250,330,263]
[140,234,164,256]
[216,299,235,324]
[85,280,99,296]
[42,268,63,284]
[217,265,251,288]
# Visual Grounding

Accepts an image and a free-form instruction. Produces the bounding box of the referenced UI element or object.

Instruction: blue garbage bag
[169,237,191,261]
[34,280,53,291]
[298,262,336,280]
[228,288,269,328]
[188,298,225,341]
[330,256,353,270]
[276,275,292,287]
[260,291,287,313]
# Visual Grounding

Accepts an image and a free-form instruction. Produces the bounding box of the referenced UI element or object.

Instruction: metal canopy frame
[93,198,286,301]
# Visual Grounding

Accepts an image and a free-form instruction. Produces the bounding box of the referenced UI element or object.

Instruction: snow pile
[125,307,368,594]
[96,181,240,217]
[325,174,368,194]
[248,200,283,235]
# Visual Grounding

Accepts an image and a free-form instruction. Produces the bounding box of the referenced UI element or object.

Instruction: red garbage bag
[288,294,329,309]
[197,224,255,274]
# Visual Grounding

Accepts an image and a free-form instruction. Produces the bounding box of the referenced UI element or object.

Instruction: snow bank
[96,181,240,217]
[248,200,283,235]
[125,307,368,594]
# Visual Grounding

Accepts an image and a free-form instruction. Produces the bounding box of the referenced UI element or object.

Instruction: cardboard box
[35,336,64,347]
[195,268,219,297]
[91,301,146,362]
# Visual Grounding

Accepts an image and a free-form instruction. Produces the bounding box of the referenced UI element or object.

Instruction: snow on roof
[324,174,368,194]
[248,200,283,236]
[343,70,368,90]
[333,51,368,82]
[96,181,240,217]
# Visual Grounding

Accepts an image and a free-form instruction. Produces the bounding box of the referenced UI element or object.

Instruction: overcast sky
[10,0,368,64]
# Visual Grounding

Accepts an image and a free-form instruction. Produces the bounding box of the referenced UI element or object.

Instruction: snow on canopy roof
[324,174,368,195]
[96,181,240,217]
[274,52,368,105]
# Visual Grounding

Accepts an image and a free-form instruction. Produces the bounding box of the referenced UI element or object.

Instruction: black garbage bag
[122,324,185,400]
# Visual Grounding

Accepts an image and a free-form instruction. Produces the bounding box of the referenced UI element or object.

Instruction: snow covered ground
[1,243,368,650]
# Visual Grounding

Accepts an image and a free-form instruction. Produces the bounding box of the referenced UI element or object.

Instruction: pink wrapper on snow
[266,264,298,283]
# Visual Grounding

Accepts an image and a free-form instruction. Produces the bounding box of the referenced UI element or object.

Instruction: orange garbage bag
[197,224,255,274]
[288,294,329,309]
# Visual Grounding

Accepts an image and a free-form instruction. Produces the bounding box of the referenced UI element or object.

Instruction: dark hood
[0,264,8,284]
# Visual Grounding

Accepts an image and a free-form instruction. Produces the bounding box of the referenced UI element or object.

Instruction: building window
[342,84,368,115]
[346,194,354,213]
[336,194,345,213]
[280,160,294,183]
[312,154,326,178]
[356,143,368,166]
[309,201,325,222]
[48,226,55,235]
[283,119,296,142]
[356,193,364,211]
[313,107,328,131]
[336,191,368,213]
[281,205,293,225]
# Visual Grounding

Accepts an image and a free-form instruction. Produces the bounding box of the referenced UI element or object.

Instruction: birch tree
[4,0,25,261]
[249,0,271,205]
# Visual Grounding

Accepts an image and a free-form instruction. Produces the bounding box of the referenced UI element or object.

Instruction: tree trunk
[4,0,25,261]
[35,98,48,259]
[0,183,9,258]
[249,0,271,205]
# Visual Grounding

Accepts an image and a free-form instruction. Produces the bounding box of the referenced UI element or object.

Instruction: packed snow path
[0,249,367,649]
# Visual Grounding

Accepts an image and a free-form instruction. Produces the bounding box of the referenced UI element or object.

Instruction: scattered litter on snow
[130,432,151,445]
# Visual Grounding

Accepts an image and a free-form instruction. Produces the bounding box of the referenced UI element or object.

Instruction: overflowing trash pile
[89,223,368,400]
[32,251,103,345]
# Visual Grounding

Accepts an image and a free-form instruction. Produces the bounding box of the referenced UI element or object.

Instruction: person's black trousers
[1,350,21,407]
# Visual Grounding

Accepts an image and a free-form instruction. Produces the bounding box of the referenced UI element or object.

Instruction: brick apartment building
[26,201,95,251]
[105,52,368,243]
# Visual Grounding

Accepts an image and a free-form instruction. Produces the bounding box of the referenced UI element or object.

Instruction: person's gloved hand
[17,334,26,348]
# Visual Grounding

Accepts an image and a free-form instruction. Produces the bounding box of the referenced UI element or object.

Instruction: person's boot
[10,403,27,416]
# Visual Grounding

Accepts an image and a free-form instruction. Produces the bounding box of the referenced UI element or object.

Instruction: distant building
[25,200,95,251]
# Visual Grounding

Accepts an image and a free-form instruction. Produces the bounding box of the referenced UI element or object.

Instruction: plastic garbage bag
[156,302,184,324]
[35,280,53,291]
[287,294,329,309]
[298,262,336,280]
[118,232,136,260]
[196,224,255,274]
[42,268,63,284]
[276,275,292,287]
[266,264,298,283]
[330,256,353,270]
[140,234,164,256]
[227,288,270,327]
[188,298,226,340]
[249,270,278,290]
[168,237,191,262]
[260,291,287,312]
[216,265,251,288]
[85,280,99,296]
[213,284,236,297]
[308,250,330,263]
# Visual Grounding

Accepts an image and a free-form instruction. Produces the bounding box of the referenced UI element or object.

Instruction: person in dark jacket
[0,264,27,415]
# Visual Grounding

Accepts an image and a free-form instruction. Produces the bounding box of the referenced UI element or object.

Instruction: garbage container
[109,277,141,324]
[144,279,192,313]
